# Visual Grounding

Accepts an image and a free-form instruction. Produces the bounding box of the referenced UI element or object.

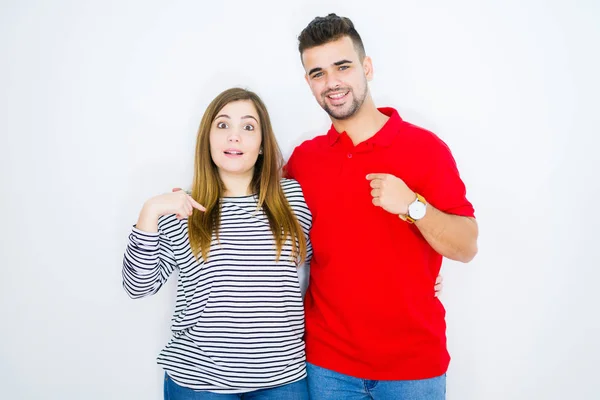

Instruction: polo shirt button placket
[347,153,353,159]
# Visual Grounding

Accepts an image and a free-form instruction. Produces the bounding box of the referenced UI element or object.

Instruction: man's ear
[363,56,374,82]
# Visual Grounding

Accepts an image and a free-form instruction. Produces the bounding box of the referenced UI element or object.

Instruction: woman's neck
[219,169,254,197]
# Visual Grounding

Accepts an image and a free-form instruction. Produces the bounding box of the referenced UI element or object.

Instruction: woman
[122,88,311,399]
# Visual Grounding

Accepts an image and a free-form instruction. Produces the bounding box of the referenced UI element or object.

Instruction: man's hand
[366,173,416,215]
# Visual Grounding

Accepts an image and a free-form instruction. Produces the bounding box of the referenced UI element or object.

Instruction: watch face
[409,201,427,220]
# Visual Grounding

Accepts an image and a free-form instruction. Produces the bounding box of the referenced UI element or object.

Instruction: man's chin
[325,106,356,120]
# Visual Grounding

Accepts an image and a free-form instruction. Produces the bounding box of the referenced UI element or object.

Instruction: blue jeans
[306,362,446,400]
[163,373,309,400]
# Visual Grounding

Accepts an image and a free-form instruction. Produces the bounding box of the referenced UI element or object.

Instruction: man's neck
[331,97,389,146]
[220,170,254,197]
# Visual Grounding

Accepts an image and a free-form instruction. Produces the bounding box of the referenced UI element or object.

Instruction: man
[285,14,478,399]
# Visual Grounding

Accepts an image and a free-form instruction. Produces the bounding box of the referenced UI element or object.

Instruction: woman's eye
[244,124,255,131]
[217,122,228,129]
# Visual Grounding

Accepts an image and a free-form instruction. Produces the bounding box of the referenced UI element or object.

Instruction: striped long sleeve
[122,226,177,299]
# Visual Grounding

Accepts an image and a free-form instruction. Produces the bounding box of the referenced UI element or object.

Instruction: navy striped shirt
[122,179,312,393]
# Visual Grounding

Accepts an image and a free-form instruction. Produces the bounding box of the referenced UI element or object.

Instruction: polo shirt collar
[326,107,402,148]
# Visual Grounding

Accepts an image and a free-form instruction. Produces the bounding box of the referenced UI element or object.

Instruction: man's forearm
[414,204,478,263]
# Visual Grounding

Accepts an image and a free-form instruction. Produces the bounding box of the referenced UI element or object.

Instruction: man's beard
[320,84,367,120]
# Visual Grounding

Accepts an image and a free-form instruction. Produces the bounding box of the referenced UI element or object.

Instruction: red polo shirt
[285,108,475,380]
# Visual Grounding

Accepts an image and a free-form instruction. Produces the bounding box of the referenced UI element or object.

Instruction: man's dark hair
[298,13,366,60]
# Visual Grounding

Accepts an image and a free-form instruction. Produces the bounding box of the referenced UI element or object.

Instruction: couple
[122,13,478,400]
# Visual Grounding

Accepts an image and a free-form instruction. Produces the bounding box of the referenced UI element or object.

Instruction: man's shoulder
[290,133,329,157]
[397,119,452,153]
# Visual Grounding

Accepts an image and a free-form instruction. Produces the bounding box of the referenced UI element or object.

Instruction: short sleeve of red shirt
[284,148,299,180]
[420,135,475,218]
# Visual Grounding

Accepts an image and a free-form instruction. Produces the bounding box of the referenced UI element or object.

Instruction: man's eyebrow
[308,60,353,76]
[308,67,322,76]
[333,59,353,66]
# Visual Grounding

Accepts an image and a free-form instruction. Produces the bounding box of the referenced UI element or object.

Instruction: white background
[1,1,599,399]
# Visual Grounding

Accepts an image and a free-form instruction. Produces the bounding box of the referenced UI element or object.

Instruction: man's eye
[339,65,349,71]
[244,124,255,131]
[217,122,228,129]
[312,72,323,79]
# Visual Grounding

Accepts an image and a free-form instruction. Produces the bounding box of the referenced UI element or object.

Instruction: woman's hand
[145,191,206,220]
[136,191,205,232]
[434,274,443,297]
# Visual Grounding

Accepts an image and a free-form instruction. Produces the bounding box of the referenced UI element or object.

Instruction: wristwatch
[401,193,427,223]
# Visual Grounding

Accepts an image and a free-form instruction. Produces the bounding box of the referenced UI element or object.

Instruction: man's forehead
[302,37,358,68]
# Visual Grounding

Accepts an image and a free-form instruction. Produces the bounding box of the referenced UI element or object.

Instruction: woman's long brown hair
[188,88,306,264]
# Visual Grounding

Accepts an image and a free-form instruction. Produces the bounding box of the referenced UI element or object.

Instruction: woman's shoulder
[280,178,304,197]
[157,213,185,234]
[280,179,311,230]
[280,178,309,210]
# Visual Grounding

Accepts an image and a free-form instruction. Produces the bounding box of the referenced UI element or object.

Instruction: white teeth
[225,151,243,155]
[328,92,348,99]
